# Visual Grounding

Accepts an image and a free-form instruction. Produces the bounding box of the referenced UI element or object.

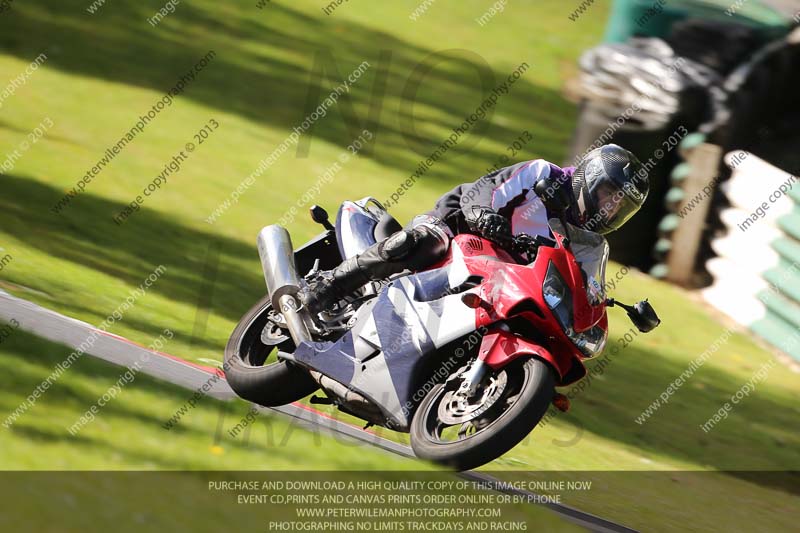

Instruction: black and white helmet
[571,144,648,234]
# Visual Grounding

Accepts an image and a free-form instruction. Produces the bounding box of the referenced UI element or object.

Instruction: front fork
[474,324,573,411]
[456,360,490,397]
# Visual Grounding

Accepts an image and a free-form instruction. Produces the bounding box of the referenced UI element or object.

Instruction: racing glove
[465,206,512,244]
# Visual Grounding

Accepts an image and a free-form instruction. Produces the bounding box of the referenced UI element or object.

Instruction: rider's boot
[299,255,369,315]
[299,225,449,314]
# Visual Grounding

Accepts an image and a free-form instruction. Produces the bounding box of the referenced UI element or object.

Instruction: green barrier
[763,260,800,303]
[789,182,800,204]
[604,0,790,44]
[649,262,669,278]
[771,237,800,267]
[654,237,673,254]
[670,162,691,184]
[658,213,681,233]
[777,211,800,241]
[665,186,685,205]
[751,313,800,362]
[678,132,707,158]
[758,289,800,329]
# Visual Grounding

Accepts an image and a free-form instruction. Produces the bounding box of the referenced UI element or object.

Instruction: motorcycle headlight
[543,263,573,333]
[571,325,608,358]
[542,262,607,358]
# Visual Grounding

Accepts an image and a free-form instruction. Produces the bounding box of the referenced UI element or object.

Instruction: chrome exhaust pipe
[257,225,310,345]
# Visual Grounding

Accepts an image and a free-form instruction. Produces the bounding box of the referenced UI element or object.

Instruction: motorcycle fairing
[335,197,386,259]
[292,200,606,423]
[441,232,605,385]
[477,326,588,385]
[287,250,478,430]
[479,327,558,369]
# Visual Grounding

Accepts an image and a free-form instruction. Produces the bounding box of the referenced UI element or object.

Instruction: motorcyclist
[300,143,648,314]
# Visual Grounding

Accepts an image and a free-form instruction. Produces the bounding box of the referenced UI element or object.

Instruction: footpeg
[552,393,570,412]
[309,395,334,405]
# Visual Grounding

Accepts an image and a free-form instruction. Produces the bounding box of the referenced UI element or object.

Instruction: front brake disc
[437,371,507,425]
[260,310,289,345]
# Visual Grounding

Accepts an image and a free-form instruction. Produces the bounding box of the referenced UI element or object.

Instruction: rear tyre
[224,295,318,407]
[410,357,555,471]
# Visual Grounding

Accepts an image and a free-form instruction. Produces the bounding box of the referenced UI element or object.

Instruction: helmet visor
[586,179,642,234]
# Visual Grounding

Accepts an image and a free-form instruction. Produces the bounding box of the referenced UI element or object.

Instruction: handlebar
[510,233,540,256]
[493,233,542,261]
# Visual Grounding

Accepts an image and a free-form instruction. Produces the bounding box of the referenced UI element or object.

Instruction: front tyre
[224,295,318,407]
[410,358,555,471]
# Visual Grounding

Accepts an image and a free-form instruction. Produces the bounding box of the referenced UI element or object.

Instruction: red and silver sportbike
[225,198,660,470]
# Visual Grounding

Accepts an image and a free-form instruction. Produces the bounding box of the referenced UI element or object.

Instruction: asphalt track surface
[0,289,638,533]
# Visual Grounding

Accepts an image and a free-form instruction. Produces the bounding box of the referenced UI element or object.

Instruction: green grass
[0,328,424,470]
[486,269,800,531]
[326,268,800,530]
[0,329,579,532]
[0,0,602,367]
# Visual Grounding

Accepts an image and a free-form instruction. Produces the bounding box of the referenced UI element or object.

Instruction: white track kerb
[1,266,167,429]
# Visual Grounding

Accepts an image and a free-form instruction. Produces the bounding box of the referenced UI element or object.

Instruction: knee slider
[379,230,416,260]
[405,226,449,270]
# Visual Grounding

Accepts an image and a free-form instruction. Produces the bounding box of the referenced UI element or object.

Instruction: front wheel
[410,357,555,471]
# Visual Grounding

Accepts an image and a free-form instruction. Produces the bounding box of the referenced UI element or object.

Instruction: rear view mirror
[628,300,660,333]
[310,205,334,231]
[607,298,661,333]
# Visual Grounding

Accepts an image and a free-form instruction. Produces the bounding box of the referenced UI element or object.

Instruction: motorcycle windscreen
[550,219,610,306]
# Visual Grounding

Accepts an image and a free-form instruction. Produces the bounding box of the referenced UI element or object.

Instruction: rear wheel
[410,357,555,471]
[224,295,318,407]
